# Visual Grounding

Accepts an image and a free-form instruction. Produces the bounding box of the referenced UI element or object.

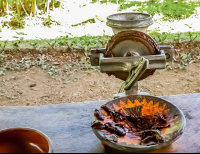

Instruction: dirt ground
[0,41,200,106]
[0,1,200,107]
[0,62,200,106]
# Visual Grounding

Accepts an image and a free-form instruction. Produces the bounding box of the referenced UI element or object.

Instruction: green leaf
[167,66,172,70]
[84,45,88,51]
[0,54,5,57]
[16,32,27,35]
[182,54,187,60]
[0,71,5,76]
[48,72,53,76]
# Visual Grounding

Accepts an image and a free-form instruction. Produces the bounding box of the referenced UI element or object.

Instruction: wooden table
[0,93,200,153]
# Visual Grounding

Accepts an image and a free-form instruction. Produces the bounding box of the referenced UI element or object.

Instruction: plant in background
[167,65,172,70]
[95,15,104,22]
[0,54,6,64]
[72,18,96,27]
[30,39,39,48]
[0,54,5,58]
[13,37,24,47]
[179,53,192,70]
[0,40,8,51]
[0,0,9,13]
[118,0,200,21]
[0,68,6,76]
[9,12,25,29]
[0,0,62,17]
[48,66,61,78]
[148,29,174,43]
[191,47,199,57]
[46,38,57,48]
[43,15,61,28]
[148,29,200,44]
[173,32,183,43]
[0,53,6,75]
[186,32,199,42]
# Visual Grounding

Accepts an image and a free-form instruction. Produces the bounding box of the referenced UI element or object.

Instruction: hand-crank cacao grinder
[89,12,173,98]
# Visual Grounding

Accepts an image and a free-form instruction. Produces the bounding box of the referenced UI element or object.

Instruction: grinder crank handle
[119,57,149,93]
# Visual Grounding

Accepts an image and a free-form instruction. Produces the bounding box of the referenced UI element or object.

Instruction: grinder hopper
[106,12,153,34]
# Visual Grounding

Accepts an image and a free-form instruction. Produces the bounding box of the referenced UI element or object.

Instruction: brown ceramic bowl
[0,128,53,153]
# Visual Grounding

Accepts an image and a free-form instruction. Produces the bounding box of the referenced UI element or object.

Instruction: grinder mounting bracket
[89,46,173,98]
[89,30,173,99]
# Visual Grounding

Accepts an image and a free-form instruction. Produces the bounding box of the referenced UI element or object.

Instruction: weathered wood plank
[0,93,199,153]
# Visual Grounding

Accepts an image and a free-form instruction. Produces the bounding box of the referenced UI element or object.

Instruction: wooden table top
[0,93,199,153]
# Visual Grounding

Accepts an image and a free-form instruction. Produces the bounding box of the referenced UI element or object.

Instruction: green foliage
[43,34,111,51]
[118,0,200,20]
[186,32,199,42]
[0,29,200,55]
[6,13,25,29]
[95,15,105,22]
[13,37,24,47]
[179,53,192,70]
[167,65,172,70]
[119,1,143,10]
[1,30,200,55]
[48,66,61,78]
[91,0,119,4]
[173,32,183,43]
[0,40,8,50]
[0,30,200,54]
[53,0,61,8]
[43,16,61,28]
[148,29,174,43]
[72,18,96,27]
[30,39,40,48]
[179,65,186,70]
[16,32,27,35]
[0,0,62,17]
[100,0,118,4]
[148,30,200,43]
[0,68,5,76]
[181,53,192,64]
[0,54,5,58]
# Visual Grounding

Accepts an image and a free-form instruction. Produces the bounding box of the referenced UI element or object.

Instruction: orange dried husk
[113,98,169,117]
[99,98,170,145]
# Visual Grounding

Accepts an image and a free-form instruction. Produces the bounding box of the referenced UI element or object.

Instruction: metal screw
[126,52,132,57]
[93,57,99,63]
[165,53,170,59]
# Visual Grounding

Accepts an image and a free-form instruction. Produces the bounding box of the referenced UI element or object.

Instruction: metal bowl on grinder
[106,12,153,34]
